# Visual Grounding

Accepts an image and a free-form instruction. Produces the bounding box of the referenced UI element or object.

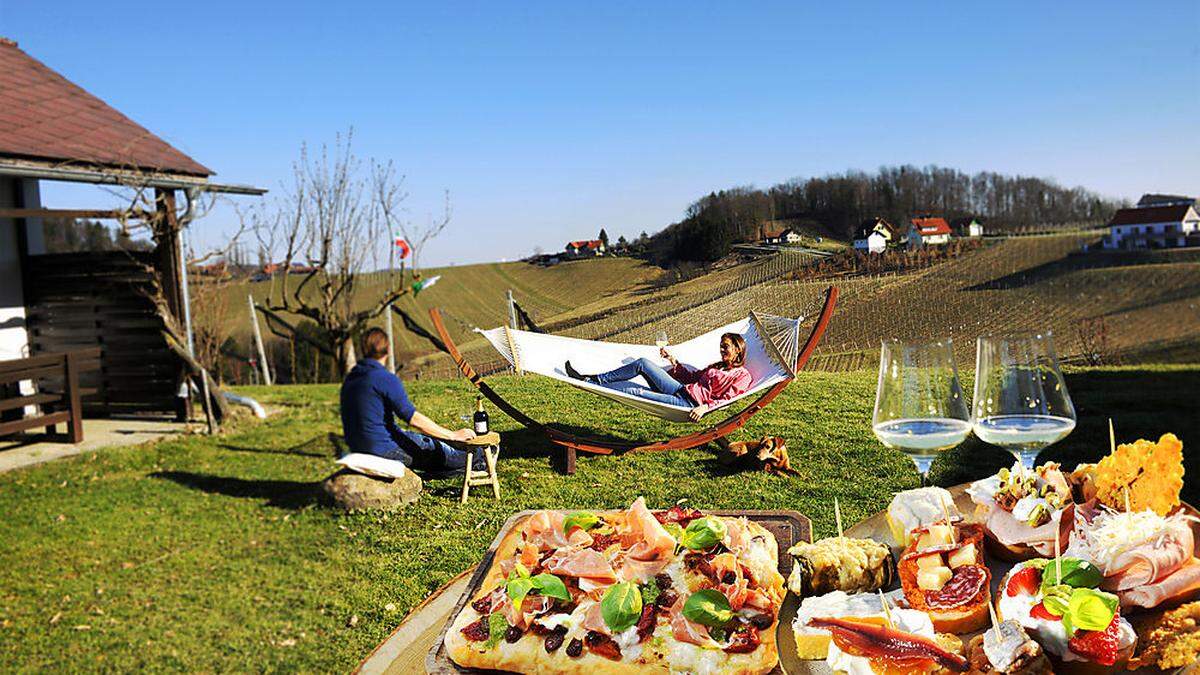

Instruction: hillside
[409,235,1200,379]
[212,257,663,367]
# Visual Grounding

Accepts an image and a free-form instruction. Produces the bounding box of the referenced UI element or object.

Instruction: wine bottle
[473,396,489,434]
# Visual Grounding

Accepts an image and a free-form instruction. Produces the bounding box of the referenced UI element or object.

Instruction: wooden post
[385,302,396,373]
[506,290,518,330]
[248,295,272,386]
[155,189,190,422]
[64,351,83,443]
[199,367,215,435]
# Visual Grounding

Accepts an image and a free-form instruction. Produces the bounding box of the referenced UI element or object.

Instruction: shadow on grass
[151,471,325,509]
[219,433,346,458]
[935,368,1200,503]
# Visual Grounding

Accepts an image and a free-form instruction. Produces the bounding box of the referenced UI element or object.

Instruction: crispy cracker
[1095,433,1184,516]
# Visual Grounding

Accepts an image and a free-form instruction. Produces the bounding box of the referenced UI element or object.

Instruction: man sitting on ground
[340,328,481,474]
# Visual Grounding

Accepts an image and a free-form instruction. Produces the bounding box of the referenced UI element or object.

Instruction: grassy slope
[0,365,1196,671]
[229,257,663,357]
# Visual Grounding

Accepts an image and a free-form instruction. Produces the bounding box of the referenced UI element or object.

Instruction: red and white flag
[393,235,410,259]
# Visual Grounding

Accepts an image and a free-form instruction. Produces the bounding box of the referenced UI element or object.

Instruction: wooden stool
[453,431,501,504]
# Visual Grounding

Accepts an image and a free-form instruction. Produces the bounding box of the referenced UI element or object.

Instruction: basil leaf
[484,612,509,649]
[682,589,733,627]
[1041,557,1103,591]
[1041,585,1071,618]
[531,573,570,602]
[1067,588,1118,633]
[563,511,601,534]
[640,582,661,606]
[600,582,643,632]
[508,562,530,582]
[680,517,727,550]
[506,576,537,608]
[662,522,685,540]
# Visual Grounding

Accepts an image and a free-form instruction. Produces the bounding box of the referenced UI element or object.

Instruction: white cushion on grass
[336,453,407,479]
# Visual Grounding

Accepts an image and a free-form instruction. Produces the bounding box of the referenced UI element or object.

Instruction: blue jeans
[374,429,483,473]
[594,357,694,407]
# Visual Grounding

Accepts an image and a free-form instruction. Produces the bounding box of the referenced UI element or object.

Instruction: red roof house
[565,239,605,256]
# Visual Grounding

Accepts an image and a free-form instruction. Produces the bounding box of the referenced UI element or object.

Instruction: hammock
[476,314,803,422]
[423,286,838,473]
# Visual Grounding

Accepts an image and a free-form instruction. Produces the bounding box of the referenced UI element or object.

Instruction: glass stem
[912,456,934,486]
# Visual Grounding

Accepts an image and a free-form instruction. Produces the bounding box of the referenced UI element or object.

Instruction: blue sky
[3,1,1198,266]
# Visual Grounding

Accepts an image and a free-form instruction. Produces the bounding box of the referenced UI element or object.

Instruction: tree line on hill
[649,165,1125,262]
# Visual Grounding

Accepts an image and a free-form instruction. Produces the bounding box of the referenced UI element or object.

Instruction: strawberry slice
[1030,602,1059,621]
[1068,614,1121,666]
[1005,565,1041,597]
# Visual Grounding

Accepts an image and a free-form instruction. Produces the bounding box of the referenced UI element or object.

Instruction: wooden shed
[0,37,264,421]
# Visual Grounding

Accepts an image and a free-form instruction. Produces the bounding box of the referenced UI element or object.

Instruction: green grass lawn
[0,366,1196,671]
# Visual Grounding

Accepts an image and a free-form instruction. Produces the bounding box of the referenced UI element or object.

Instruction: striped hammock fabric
[477,314,803,422]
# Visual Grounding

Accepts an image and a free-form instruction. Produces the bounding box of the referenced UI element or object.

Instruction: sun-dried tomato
[636,603,659,642]
[470,596,492,614]
[460,618,489,642]
[725,624,761,653]
[589,533,620,551]
[584,630,622,660]
[654,505,704,526]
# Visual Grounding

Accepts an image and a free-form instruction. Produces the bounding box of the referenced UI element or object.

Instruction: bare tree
[254,131,449,374]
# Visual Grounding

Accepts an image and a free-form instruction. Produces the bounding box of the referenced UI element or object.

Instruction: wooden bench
[0,348,102,443]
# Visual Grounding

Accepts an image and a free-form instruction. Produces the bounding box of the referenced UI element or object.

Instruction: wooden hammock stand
[428,285,838,474]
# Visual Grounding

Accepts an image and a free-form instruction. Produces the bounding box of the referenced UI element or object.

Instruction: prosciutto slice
[984,503,1074,555]
[523,510,593,550]
[544,547,618,583]
[616,497,676,583]
[1118,558,1200,609]
[501,594,553,629]
[668,596,718,648]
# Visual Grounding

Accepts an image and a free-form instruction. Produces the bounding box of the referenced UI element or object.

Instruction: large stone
[322,469,422,511]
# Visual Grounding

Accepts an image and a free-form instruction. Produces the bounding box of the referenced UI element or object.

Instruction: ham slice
[616,497,676,583]
[984,503,1073,555]
[1100,517,1195,590]
[668,596,718,647]
[1118,558,1200,609]
[501,594,553,630]
[523,510,593,551]
[581,601,610,635]
[544,547,618,583]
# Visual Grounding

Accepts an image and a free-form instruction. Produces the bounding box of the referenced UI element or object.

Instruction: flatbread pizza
[444,497,786,674]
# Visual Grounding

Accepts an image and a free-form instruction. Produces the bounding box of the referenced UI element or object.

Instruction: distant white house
[757,225,803,245]
[907,217,952,249]
[951,217,984,238]
[853,217,899,253]
[1104,201,1200,250]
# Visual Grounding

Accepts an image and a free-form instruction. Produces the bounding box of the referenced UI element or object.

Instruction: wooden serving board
[422,509,813,675]
[790,484,1200,675]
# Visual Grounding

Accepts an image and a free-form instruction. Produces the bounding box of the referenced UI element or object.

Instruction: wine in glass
[972,333,1076,469]
[872,339,972,484]
[655,330,669,348]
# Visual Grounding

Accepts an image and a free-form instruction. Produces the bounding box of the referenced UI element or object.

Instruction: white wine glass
[655,330,669,348]
[972,332,1076,469]
[873,339,972,484]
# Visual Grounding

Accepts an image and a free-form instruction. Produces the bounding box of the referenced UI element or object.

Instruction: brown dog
[720,436,799,475]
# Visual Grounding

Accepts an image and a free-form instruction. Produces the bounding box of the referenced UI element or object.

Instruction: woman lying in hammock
[564,332,752,421]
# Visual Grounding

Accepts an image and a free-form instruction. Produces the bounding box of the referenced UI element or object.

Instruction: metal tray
[426,508,813,674]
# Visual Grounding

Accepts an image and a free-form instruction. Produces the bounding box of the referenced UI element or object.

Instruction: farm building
[1136,193,1196,208]
[1103,201,1200,250]
[0,37,262,428]
[907,216,952,249]
[950,217,984,237]
[756,225,803,245]
[852,217,900,253]
[565,239,605,257]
